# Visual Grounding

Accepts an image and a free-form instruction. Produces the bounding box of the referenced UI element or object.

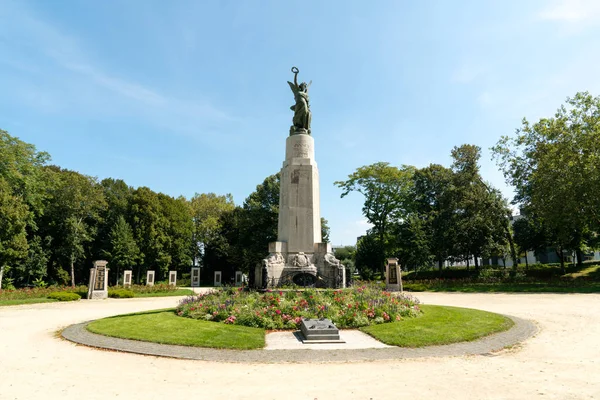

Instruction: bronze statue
[288,66,312,135]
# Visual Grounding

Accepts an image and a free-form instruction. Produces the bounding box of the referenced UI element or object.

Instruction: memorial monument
[87,260,109,299]
[256,67,345,289]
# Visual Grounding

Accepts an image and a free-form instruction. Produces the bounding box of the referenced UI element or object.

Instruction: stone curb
[61,315,537,364]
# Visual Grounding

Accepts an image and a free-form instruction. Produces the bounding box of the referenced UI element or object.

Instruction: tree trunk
[70,257,76,287]
[556,246,565,275]
[466,257,470,272]
[474,255,479,270]
[525,253,529,270]
[576,249,584,267]
[438,259,443,276]
[504,221,518,271]
[0,265,4,290]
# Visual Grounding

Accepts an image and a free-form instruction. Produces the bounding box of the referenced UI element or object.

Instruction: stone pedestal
[261,132,344,288]
[385,258,402,291]
[87,260,109,299]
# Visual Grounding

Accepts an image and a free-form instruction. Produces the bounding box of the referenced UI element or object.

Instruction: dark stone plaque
[94,267,105,291]
[389,265,398,284]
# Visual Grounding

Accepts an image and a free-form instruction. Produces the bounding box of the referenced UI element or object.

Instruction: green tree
[92,178,134,261]
[335,162,415,274]
[159,194,194,274]
[0,177,29,289]
[354,233,384,279]
[450,145,510,270]
[189,192,235,267]
[320,217,330,243]
[0,129,50,228]
[14,235,49,285]
[493,92,600,272]
[106,215,139,285]
[393,215,433,272]
[129,187,170,282]
[42,168,106,286]
[236,174,280,275]
[412,164,455,271]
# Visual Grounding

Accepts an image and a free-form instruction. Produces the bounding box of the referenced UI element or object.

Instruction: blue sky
[2,0,600,246]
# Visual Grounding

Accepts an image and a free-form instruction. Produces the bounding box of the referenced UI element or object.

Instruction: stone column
[278,134,321,253]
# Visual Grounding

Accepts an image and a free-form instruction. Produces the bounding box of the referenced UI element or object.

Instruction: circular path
[62,315,535,363]
[2,292,599,399]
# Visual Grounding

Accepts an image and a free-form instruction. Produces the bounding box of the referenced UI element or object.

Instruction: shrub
[0,285,88,301]
[128,283,178,295]
[403,283,427,292]
[176,283,421,329]
[48,292,81,302]
[108,289,135,298]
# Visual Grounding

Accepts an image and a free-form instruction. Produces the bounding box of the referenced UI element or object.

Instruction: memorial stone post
[169,271,177,286]
[123,270,132,287]
[87,260,109,299]
[146,270,155,286]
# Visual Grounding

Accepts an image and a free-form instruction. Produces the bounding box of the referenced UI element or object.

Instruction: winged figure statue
[287,66,312,135]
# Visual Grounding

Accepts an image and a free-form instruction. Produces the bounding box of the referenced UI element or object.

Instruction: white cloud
[539,0,600,24]
[0,0,233,142]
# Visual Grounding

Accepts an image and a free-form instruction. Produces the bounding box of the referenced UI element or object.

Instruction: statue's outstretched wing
[287,81,298,94]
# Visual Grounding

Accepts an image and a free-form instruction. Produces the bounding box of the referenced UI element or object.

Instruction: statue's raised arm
[288,66,312,135]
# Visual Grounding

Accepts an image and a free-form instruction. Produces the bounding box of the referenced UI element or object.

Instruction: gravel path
[1,292,599,399]
[61,315,535,362]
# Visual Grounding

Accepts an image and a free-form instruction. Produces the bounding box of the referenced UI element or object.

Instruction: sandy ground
[1,292,599,400]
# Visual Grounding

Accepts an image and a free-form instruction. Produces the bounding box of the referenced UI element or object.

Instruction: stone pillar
[168,271,177,286]
[385,258,401,291]
[87,260,109,299]
[214,271,222,287]
[146,270,155,286]
[278,134,321,253]
[191,267,200,287]
[123,270,132,287]
[235,271,243,286]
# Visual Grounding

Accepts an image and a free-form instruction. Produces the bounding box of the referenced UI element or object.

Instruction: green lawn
[404,282,600,293]
[0,298,59,307]
[86,309,265,350]
[361,305,514,347]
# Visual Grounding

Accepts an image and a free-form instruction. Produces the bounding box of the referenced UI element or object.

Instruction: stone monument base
[256,242,345,289]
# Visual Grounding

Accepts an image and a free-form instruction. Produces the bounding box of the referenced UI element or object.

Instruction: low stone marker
[87,260,109,299]
[123,270,132,287]
[386,258,402,291]
[191,267,200,287]
[146,270,155,286]
[300,318,345,343]
[214,271,222,287]
[169,271,177,286]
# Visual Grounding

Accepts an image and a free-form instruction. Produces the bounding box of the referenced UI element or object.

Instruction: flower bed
[176,284,421,329]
